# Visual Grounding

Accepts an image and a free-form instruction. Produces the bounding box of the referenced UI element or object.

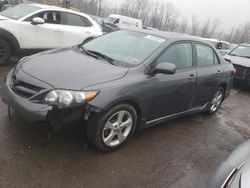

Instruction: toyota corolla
[3,30,235,152]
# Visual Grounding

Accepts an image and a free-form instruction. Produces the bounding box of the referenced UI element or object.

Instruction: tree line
[40,0,250,44]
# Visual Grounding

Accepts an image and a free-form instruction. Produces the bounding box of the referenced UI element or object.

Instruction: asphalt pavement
[0,60,249,188]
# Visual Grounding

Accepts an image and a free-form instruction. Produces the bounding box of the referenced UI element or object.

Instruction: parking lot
[0,60,249,188]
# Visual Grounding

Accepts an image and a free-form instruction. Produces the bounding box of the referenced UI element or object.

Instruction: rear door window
[196,44,219,66]
[62,13,92,27]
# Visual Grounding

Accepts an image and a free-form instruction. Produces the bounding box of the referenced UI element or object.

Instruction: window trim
[61,12,93,27]
[153,40,195,71]
[194,42,221,68]
[23,10,62,25]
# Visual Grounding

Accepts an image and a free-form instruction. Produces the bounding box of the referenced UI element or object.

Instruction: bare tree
[215,30,224,40]
[191,15,200,36]
[179,18,188,33]
[225,27,235,42]
[209,19,221,37]
[200,19,211,38]
[227,22,250,44]
[44,0,250,44]
[162,2,178,31]
[239,23,250,43]
[96,0,104,16]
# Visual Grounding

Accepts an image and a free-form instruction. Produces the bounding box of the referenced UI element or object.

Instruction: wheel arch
[0,28,20,54]
[219,82,227,100]
[100,97,143,129]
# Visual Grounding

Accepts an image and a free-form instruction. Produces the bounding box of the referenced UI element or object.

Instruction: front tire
[0,38,11,66]
[205,87,224,115]
[87,104,137,152]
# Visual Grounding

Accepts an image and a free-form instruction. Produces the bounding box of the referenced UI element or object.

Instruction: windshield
[229,45,250,58]
[0,4,40,20]
[83,30,165,66]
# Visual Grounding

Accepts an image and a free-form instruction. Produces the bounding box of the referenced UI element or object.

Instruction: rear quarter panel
[221,59,234,96]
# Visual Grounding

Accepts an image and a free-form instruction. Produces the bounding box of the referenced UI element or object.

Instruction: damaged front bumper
[2,71,102,125]
[3,76,52,122]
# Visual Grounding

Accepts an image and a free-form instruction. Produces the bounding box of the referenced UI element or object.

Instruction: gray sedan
[3,30,235,152]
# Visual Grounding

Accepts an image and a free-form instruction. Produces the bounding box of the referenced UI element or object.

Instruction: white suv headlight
[43,90,99,108]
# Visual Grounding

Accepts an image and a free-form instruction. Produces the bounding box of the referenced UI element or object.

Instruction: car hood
[0,15,8,20]
[20,48,128,90]
[224,54,250,68]
[240,159,250,188]
[209,140,250,188]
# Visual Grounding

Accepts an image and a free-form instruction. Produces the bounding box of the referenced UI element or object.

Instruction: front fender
[0,28,20,53]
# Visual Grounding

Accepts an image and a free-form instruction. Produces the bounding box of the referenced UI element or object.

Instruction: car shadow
[233,84,250,92]
[2,109,212,153]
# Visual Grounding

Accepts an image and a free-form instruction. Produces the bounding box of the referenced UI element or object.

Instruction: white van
[103,14,142,30]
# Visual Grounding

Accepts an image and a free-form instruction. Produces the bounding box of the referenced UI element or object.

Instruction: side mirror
[32,17,45,25]
[154,63,176,75]
[224,58,231,63]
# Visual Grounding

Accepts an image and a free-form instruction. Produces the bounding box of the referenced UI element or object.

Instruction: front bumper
[2,72,52,122]
[233,64,250,86]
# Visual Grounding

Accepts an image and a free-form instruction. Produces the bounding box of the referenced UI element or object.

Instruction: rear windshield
[0,4,40,20]
[229,45,250,58]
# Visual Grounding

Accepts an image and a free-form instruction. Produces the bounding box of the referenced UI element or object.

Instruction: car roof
[241,43,250,47]
[130,29,206,42]
[109,14,142,22]
[28,3,66,10]
[203,38,219,42]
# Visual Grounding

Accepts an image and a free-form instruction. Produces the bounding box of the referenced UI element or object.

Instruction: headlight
[43,90,99,108]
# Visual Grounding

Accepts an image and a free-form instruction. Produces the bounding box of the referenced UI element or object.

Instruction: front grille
[234,65,248,79]
[11,78,44,99]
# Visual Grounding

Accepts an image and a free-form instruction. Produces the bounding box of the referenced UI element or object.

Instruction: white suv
[0,3,103,65]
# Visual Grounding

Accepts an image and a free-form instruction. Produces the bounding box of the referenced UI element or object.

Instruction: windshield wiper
[242,56,250,59]
[77,46,115,65]
[78,46,99,59]
[87,50,114,65]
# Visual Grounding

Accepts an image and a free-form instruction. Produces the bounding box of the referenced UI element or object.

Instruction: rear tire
[87,104,137,152]
[205,87,224,115]
[0,38,11,66]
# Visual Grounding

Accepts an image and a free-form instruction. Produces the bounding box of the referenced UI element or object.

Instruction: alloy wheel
[210,91,223,112]
[102,110,133,147]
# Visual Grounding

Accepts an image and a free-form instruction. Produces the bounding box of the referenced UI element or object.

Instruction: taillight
[231,68,236,76]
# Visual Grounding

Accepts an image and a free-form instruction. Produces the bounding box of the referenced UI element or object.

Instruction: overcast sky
[166,0,250,31]
[109,0,250,31]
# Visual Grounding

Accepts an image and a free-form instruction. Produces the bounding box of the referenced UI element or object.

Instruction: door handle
[188,74,196,80]
[84,31,91,34]
[217,70,222,73]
